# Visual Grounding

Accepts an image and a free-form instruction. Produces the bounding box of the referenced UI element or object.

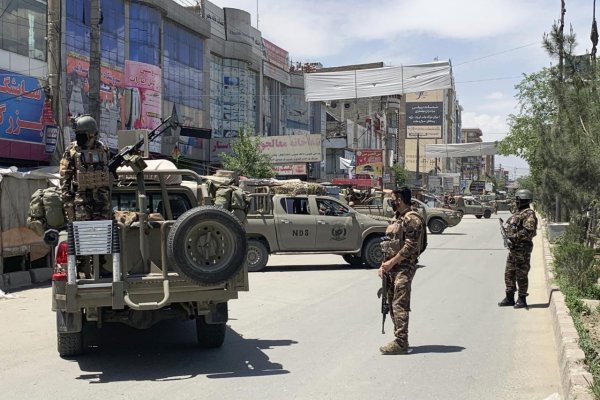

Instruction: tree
[220,128,275,178]
[390,163,407,188]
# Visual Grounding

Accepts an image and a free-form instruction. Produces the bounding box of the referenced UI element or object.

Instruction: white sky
[176,0,595,178]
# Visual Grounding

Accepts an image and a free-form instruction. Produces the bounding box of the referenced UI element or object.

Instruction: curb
[541,220,595,400]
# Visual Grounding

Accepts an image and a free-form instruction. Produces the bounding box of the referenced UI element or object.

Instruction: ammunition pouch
[76,169,110,191]
[380,236,401,260]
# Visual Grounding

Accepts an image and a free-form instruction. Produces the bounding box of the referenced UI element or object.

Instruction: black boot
[514,296,528,309]
[498,292,515,307]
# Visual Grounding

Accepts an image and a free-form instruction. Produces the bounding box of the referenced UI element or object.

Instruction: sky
[176,0,595,179]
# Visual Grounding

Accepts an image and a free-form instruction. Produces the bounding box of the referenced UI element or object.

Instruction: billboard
[0,70,45,144]
[355,149,383,178]
[210,134,322,163]
[404,138,437,173]
[124,60,162,130]
[263,38,289,71]
[66,55,124,150]
[406,90,444,139]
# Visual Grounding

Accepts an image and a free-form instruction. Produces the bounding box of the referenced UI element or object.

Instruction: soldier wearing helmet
[59,115,111,277]
[498,188,538,309]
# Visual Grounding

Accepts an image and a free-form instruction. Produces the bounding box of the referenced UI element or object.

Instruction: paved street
[0,211,559,400]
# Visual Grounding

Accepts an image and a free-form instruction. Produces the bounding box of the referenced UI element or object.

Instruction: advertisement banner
[124,60,162,130]
[44,125,59,154]
[262,38,290,71]
[210,134,322,164]
[273,163,307,176]
[404,138,437,172]
[0,70,45,143]
[66,55,124,150]
[355,149,383,178]
[405,90,444,139]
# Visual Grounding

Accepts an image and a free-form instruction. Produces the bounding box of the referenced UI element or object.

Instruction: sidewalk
[539,218,594,400]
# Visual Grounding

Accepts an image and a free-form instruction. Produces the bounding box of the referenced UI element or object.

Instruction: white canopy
[304,61,453,102]
[425,142,498,158]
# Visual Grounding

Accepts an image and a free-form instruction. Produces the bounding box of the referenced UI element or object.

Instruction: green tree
[220,128,275,178]
[391,163,407,188]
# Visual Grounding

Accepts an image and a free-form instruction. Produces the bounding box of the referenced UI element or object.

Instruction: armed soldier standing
[378,187,424,355]
[59,115,111,277]
[498,189,538,309]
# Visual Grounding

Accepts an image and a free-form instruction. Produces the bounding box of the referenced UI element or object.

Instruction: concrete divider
[541,219,595,400]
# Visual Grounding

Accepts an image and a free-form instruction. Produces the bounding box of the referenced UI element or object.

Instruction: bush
[552,223,600,297]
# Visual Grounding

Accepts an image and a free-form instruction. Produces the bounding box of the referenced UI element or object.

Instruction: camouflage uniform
[383,209,423,348]
[504,207,537,297]
[59,140,111,222]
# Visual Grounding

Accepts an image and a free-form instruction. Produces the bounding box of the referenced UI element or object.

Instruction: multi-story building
[460,128,484,179]
[0,0,50,167]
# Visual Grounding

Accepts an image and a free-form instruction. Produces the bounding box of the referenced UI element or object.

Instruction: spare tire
[167,206,247,284]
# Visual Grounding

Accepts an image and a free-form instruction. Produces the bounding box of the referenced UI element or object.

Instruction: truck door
[275,197,316,250]
[314,197,356,251]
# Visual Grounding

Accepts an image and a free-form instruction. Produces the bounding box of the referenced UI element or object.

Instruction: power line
[454,42,539,67]
[455,76,523,84]
[0,86,46,103]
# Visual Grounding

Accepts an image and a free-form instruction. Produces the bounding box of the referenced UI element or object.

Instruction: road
[0,211,559,400]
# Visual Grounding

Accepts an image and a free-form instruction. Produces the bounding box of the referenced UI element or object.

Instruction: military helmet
[74,115,98,135]
[515,189,533,202]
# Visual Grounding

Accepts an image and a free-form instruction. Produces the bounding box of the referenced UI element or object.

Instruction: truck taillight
[55,241,68,265]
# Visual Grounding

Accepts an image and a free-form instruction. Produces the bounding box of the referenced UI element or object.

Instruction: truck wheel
[475,215,482,219]
[428,218,446,234]
[456,210,464,218]
[196,316,226,348]
[246,239,269,272]
[361,236,384,268]
[484,210,492,219]
[343,254,364,266]
[167,206,247,285]
[57,332,83,357]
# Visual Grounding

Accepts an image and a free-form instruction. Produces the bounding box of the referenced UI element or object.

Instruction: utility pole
[88,0,102,123]
[415,132,420,186]
[47,0,63,161]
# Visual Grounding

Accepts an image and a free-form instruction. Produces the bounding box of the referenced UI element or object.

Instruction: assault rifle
[108,106,180,179]
[499,218,511,248]
[376,273,390,334]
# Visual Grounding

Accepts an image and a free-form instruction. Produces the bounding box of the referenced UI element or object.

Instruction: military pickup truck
[244,193,388,272]
[448,195,494,219]
[353,197,462,234]
[46,161,249,357]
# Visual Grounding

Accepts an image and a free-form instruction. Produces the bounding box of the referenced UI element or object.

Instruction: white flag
[339,157,353,170]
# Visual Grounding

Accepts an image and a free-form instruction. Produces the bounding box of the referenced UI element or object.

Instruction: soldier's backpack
[26,187,65,236]
[406,211,428,255]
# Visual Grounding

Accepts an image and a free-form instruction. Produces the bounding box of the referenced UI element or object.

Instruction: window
[0,0,47,61]
[316,199,349,217]
[65,0,124,66]
[281,198,309,215]
[112,192,191,217]
[163,21,204,110]
[128,3,160,65]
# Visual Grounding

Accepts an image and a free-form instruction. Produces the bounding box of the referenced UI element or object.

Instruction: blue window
[65,0,124,67]
[163,21,204,110]
[128,3,160,65]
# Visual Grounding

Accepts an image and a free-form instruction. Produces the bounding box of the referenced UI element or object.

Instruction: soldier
[498,189,538,309]
[59,115,111,277]
[378,186,424,355]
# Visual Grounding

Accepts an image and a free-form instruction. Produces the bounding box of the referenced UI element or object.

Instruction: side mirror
[348,210,356,217]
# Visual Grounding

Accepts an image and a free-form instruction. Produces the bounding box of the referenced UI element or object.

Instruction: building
[0,0,50,167]
[460,128,484,180]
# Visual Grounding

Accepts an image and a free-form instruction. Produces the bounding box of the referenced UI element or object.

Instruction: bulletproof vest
[506,208,537,241]
[71,145,110,191]
[381,218,404,258]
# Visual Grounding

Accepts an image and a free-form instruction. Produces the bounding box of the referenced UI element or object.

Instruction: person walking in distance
[498,189,538,309]
[59,115,111,277]
[378,187,424,355]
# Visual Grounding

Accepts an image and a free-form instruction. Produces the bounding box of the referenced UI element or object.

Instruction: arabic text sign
[273,163,307,176]
[355,149,383,178]
[406,102,443,139]
[124,60,162,130]
[210,134,322,163]
[44,125,59,154]
[0,70,45,144]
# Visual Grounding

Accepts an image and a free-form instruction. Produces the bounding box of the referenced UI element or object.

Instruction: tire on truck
[167,206,247,284]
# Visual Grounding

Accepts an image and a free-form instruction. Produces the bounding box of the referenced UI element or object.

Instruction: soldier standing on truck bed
[59,115,112,277]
